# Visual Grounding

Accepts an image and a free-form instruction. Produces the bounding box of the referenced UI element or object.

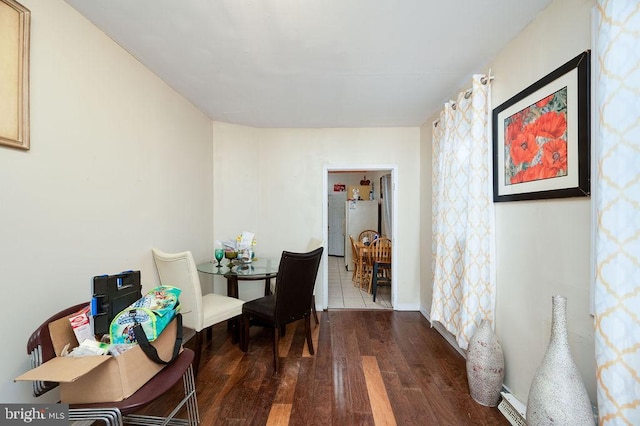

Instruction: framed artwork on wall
[492,51,590,202]
[0,0,30,150]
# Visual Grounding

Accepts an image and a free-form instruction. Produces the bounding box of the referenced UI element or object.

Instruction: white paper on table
[239,231,254,248]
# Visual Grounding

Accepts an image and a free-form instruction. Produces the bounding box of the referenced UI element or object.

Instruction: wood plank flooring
[137,311,508,425]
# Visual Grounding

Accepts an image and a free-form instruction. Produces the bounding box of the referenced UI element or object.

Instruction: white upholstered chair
[152,248,244,376]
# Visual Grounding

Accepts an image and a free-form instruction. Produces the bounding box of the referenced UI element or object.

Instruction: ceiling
[64,0,552,128]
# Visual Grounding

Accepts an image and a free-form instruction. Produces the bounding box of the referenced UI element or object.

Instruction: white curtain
[595,1,640,424]
[430,75,495,350]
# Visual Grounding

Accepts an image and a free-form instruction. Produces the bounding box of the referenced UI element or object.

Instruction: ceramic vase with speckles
[466,319,504,406]
[526,295,595,425]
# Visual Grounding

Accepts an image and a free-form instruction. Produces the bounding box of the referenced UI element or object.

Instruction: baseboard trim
[392,302,420,311]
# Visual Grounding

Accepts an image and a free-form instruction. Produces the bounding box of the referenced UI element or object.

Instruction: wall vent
[498,391,526,426]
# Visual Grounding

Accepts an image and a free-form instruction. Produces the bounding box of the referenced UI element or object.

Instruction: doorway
[321,165,397,310]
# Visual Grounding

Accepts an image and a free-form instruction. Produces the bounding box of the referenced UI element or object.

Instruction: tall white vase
[466,319,505,406]
[526,295,594,425]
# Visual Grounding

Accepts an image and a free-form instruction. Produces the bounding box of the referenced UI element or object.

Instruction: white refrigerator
[344,200,378,270]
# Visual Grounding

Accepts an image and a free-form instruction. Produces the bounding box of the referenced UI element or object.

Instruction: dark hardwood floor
[137,310,508,425]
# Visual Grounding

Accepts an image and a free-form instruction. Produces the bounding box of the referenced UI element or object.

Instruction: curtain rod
[433,73,494,127]
[480,75,494,85]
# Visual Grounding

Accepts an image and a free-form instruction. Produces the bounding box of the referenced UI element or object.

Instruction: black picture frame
[492,51,590,202]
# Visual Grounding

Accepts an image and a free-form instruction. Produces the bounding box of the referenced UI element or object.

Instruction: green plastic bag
[110,285,181,345]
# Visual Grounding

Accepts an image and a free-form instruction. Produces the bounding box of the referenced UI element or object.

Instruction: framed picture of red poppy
[492,51,590,202]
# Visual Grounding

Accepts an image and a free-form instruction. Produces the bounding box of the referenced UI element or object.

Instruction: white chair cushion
[201,293,244,329]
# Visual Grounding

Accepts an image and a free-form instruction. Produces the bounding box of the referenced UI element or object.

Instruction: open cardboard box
[16,314,179,404]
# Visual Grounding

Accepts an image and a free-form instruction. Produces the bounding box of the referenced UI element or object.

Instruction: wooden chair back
[368,237,391,264]
[368,237,392,297]
[349,235,359,266]
[358,229,379,243]
[349,235,362,285]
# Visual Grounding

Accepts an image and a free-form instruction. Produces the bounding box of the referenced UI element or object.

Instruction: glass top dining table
[196,257,279,298]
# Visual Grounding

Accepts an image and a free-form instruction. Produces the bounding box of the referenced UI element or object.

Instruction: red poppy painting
[492,51,591,202]
[503,87,568,185]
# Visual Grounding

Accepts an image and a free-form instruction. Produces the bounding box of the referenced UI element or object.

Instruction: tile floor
[327,255,392,309]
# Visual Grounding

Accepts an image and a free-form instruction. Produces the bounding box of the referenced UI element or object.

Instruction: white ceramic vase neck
[550,295,567,346]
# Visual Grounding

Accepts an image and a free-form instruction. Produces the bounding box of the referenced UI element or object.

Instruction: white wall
[421,0,597,405]
[0,0,213,403]
[212,123,421,309]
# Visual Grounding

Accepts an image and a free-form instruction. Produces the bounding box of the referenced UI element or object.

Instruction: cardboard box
[16,314,179,404]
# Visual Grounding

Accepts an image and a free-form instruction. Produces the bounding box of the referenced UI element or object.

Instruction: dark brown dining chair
[269,238,324,325]
[25,302,199,425]
[368,237,392,300]
[240,247,324,373]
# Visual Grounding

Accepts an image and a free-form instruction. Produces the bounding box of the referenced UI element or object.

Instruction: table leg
[264,277,272,296]
[225,275,239,333]
[227,275,239,299]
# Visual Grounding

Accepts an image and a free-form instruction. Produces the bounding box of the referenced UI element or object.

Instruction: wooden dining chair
[349,235,361,286]
[358,229,380,244]
[368,237,392,300]
[241,247,324,372]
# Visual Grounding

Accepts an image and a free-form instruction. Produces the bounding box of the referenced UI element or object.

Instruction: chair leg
[193,331,203,378]
[372,263,379,302]
[311,295,319,325]
[69,408,122,425]
[183,363,200,425]
[273,326,280,373]
[230,317,239,344]
[304,315,314,355]
[241,313,250,352]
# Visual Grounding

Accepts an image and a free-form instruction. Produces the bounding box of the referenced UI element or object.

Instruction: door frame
[321,164,398,309]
